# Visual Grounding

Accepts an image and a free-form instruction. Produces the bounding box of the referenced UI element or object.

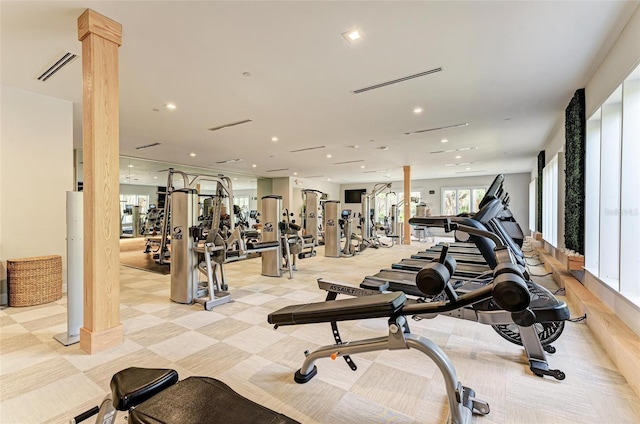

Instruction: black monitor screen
[345,189,366,203]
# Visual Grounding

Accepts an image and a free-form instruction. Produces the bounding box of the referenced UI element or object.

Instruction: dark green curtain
[564,89,586,253]
[537,151,545,233]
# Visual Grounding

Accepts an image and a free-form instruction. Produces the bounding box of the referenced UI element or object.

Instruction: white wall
[0,85,73,303]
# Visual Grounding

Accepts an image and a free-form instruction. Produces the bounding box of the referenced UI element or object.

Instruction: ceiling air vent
[405,122,468,136]
[352,67,442,94]
[135,142,161,150]
[289,146,326,153]
[208,119,253,132]
[304,175,324,178]
[216,159,242,164]
[333,160,364,165]
[37,52,78,82]
[267,168,289,172]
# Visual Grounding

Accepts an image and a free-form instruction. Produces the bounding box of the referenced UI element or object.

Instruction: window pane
[620,78,640,297]
[472,189,486,212]
[585,111,601,273]
[443,190,457,215]
[458,190,470,214]
[599,91,622,286]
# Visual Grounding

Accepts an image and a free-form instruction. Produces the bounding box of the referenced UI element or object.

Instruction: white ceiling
[2,1,637,186]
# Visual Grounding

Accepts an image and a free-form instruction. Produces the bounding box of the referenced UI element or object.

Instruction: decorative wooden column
[78,9,123,354]
[403,166,411,245]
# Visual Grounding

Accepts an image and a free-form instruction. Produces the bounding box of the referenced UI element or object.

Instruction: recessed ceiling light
[441,139,449,143]
[413,107,423,114]
[327,178,332,181]
[128,164,134,168]
[466,167,471,170]
[342,29,362,42]
[166,103,176,110]
[252,164,257,168]
[352,145,359,149]
[233,177,237,180]
[190,153,196,157]
[271,136,278,142]
[360,165,365,169]
[326,154,332,158]
[455,155,462,159]
[154,176,158,179]
[293,172,298,175]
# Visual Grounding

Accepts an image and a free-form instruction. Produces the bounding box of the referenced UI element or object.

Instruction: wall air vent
[216,159,242,164]
[405,122,468,136]
[289,146,326,153]
[208,119,253,132]
[135,142,161,150]
[352,67,442,94]
[363,170,378,174]
[333,160,364,165]
[37,52,78,82]
[266,168,289,172]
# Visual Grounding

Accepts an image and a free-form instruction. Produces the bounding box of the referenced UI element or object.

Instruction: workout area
[1,2,640,424]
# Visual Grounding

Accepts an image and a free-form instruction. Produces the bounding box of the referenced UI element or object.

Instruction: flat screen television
[344,189,366,203]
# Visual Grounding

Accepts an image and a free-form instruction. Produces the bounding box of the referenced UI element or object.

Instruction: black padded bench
[111,367,299,424]
[246,240,280,251]
[268,292,406,326]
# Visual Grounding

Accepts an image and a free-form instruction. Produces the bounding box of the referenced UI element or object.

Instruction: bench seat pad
[129,376,299,424]
[268,292,406,326]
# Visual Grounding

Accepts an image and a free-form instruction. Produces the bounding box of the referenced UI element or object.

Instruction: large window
[442,187,486,216]
[585,64,640,304]
[542,154,561,248]
[375,191,421,223]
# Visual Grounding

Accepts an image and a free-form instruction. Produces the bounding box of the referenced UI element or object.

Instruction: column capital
[78,9,122,46]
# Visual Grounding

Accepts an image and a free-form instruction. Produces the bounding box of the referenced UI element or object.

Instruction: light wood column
[78,9,123,354]
[403,166,411,245]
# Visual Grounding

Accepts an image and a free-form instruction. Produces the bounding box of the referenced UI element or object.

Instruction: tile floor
[1,240,639,423]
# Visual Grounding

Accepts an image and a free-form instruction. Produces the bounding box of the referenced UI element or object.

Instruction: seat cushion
[129,377,299,424]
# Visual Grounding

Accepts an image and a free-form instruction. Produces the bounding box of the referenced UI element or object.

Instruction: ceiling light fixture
[293,172,298,176]
[271,136,278,142]
[190,153,196,157]
[413,107,423,114]
[327,178,332,181]
[252,164,257,168]
[154,176,158,179]
[128,164,134,168]
[361,165,365,169]
[342,29,362,42]
[326,154,332,158]
[455,155,462,159]
[166,103,177,110]
[441,139,449,143]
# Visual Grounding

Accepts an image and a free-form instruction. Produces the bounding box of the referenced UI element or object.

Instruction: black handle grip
[73,406,99,423]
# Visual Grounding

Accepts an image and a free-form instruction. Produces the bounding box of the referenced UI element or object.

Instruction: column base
[80,324,123,354]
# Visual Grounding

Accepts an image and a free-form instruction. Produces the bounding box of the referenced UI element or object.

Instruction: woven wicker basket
[7,255,63,307]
